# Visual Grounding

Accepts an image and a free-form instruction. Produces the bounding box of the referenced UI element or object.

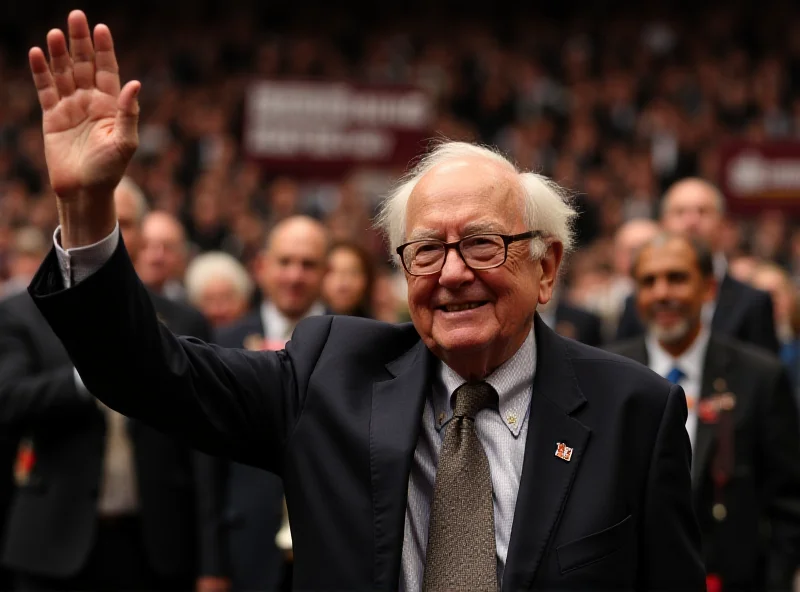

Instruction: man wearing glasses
[24,11,704,591]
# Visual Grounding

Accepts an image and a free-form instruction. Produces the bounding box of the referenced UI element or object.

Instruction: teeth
[445,303,482,312]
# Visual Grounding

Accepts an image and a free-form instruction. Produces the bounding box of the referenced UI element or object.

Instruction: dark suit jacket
[608,335,800,590]
[553,302,604,348]
[28,241,705,590]
[0,289,216,581]
[616,273,780,353]
[201,309,285,592]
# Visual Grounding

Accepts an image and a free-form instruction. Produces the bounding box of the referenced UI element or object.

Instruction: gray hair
[117,176,150,224]
[185,252,254,307]
[375,141,577,262]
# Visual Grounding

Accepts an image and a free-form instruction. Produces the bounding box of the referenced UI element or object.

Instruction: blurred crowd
[2,0,800,311]
[2,0,800,589]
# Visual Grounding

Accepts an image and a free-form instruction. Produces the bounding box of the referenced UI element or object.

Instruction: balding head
[137,211,189,292]
[114,177,149,260]
[613,218,661,277]
[660,178,725,252]
[260,216,329,320]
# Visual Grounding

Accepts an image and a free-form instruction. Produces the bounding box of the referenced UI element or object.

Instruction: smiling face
[634,237,716,354]
[259,217,328,321]
[404,157,562,379]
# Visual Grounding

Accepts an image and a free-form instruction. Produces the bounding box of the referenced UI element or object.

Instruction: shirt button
[438,412,445,426]
[507,413,518,426]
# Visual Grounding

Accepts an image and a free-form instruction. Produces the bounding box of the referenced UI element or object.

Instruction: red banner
[243,81,433,177]
[719,141,800,213]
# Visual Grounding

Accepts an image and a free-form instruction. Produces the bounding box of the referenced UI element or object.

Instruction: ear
[537,241,564,305]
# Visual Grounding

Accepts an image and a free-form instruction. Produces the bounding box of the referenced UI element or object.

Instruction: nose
[438,247,474,289]
[285,263,305,284]
[651,276,670,300]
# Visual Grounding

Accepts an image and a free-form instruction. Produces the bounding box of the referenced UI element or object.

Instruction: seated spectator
[185,252,254,328]
[322,241,376,318]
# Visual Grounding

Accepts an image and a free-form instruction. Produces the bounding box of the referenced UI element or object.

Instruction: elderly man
[184,251,254,329]
[137,210,190,301]
[616,178,779,353]
[25,12,704,590]
[608,233,800,590]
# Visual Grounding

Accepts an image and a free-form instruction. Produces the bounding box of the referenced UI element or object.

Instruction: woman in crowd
[185,251,254,328]
[322,241,375,318]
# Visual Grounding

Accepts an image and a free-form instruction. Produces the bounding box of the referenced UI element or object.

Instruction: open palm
[29,10,140,201]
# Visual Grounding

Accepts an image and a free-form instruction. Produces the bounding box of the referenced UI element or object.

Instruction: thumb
[114,80,141,155]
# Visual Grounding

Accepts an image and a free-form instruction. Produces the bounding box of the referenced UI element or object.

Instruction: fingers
[114,80,141,154]
[29,47,59,111]
[46,29,76,98]
[68,10,96,90]
[93,24,120,96]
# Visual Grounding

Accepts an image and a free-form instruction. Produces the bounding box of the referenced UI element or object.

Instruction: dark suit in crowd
[27,241,706,590]
[550,302,604,348]
[616,273,780,353]
[199,309,285,592]
[609,334,800,590]
[0,290,218,590]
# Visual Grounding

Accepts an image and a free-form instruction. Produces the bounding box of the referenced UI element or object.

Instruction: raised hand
[29,10,140,203]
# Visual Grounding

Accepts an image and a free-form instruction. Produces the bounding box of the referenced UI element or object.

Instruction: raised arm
[26,11,328,474]
[29,10,137,248]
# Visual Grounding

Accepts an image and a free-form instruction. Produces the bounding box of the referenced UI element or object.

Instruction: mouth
[437,301,489,313]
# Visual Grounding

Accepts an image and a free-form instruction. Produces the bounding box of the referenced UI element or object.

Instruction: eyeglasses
[396,231,544,276]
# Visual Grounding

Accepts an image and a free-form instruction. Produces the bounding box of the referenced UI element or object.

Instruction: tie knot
[453,382,498,419]
[666,366,685,385]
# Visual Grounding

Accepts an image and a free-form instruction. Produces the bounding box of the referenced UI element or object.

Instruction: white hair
[184,252,254,307]
[117,176,150,224]
[376,141,577,262]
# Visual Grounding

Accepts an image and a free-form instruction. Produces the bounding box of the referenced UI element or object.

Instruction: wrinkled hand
[196,576,231,592]
[28,10,140,201]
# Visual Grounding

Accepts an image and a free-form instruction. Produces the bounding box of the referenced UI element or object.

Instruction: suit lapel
[711,273,739,334]
[692,337,730,488]
[503,316,591,591]
[370,339,432,590]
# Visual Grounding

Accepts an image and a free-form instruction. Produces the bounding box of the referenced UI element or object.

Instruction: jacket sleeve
[759,366,800,579]
[639,384,706,590]
[0,303,93,428]
[29,239,334,473]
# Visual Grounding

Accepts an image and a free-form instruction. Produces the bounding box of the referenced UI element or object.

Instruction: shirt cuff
[53,223,120,289]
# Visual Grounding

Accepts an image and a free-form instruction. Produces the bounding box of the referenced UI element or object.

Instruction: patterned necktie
[423,381,499,592]
[666,366,686,385]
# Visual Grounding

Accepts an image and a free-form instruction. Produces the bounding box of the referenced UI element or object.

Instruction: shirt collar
[433,327,536,437]
[261,300,326,342]
[713,253,727,283]
[645,326,710,384]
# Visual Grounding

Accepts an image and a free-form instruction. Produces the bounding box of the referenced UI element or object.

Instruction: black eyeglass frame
[395,230,545,276]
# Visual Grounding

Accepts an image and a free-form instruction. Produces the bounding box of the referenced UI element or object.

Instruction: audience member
[322,241,375,318]
[609,233,800,590]
[185,252,254,328]
[0,226,48,300]
[137,210,190,301]
[616,178,780,353]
